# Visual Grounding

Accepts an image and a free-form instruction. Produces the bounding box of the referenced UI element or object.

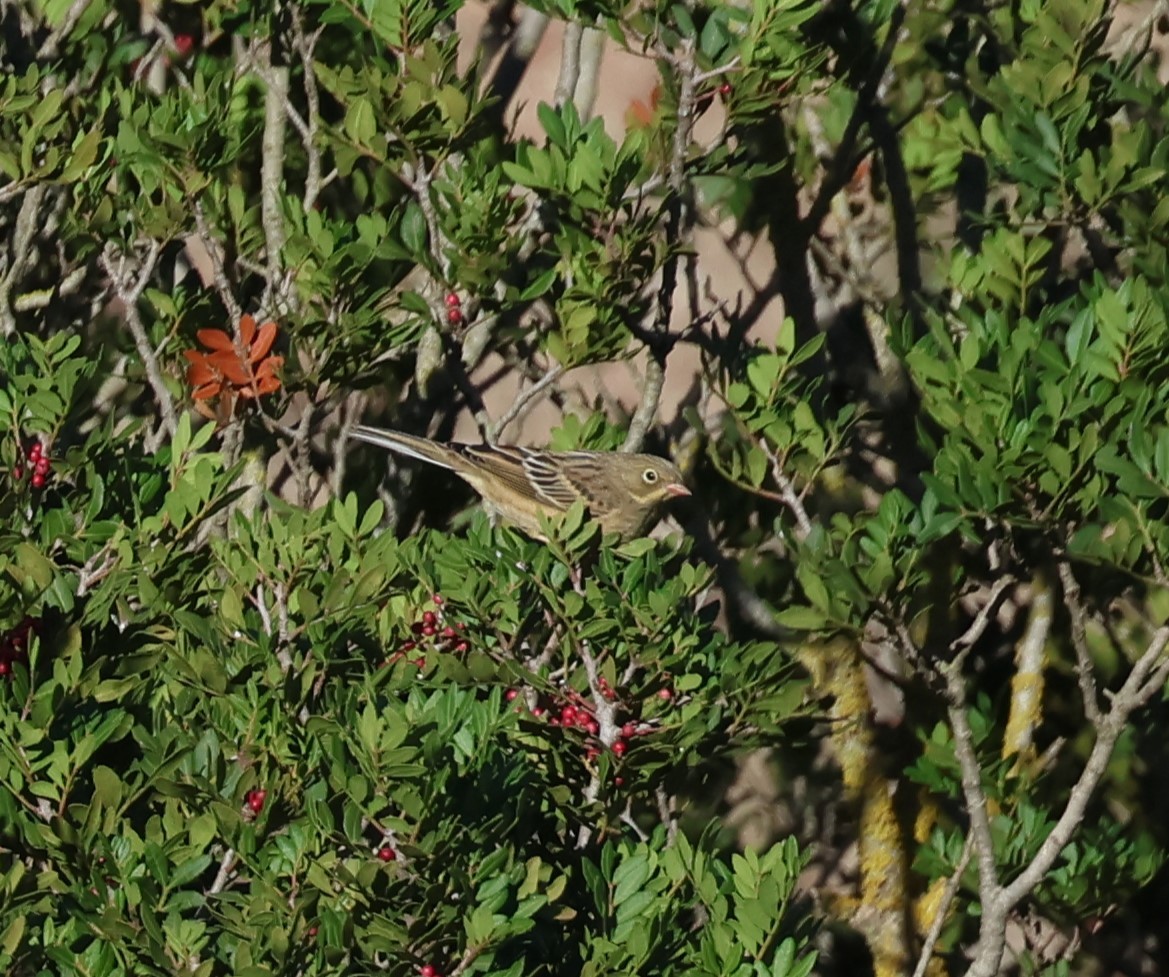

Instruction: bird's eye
[642,468,659,484]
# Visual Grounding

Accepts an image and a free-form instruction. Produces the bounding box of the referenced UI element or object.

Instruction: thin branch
[1056,560,1101,723]
[571,27,605,120]
[259,56,290,317]
[36,0,94,59]
[950,576,1017,657]
[100,241,178,447]
[489,364,565,442]
[623,38,698,452]
[910,834,974,977]
[193,201,244,322]
[941,663,1000,899]
[552,20,583,108]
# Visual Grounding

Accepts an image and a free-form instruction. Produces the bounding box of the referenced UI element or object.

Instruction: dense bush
[2,1,1168,976]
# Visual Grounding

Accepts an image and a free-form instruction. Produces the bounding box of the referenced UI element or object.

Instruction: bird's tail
[349,426,463,472]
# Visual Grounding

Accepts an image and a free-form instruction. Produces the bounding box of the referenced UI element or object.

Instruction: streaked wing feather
[458,445,576,511]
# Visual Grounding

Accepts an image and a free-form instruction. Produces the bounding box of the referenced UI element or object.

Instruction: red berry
[561,705,577,724]
[420,966,438,977]
[622,723,637,738]
[586,721,599,736]
[548,717,560,727]
[441,626,457,639]
[26,442,41,461]
[719,82,732,95]
[444,293,460,308]
[174,33,195,57]
[422,611,437,627]
[31,473,45,489]
[421,625,436,637]
[12,466,22,480]
[0,661,9,677]
[658,688,673,701]
[35,458,50,476]
[585,747,600,761]
[505,689,519,702]
[246,789,267,812]
[377,845,396,862]
[531,706,545,718]
[612,739,628,756]
[446,308,463,326]
[614,776,625,786]
[432,593,444,605]
[307,926,319,938]
[454,641,469,653]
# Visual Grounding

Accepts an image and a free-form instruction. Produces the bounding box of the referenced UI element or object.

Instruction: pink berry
[454,641,468,653]
[505,689,519,702]
[658,688,673,701]
[441,626,457,639]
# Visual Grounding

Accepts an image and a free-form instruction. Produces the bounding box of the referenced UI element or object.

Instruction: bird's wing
[460,445,581,510]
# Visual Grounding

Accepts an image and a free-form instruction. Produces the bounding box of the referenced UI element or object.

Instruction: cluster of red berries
[245,789,267,814]
[444,292,463,326]
[508,686,670,765]
[386,594,469,668]
[0,616,39,679]
[12,440,51,489]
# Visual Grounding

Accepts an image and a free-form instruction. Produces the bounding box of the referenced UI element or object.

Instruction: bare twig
[259,57,290,317]
[962,625,1169,977]
[1056,560,1101,723]
[911,834,974,977]
[489,364,565,442]
[193,201,244,322]
[623,38,698,452]
[100,241,178,448]
[553,20,583,108]
[36,0,94,59]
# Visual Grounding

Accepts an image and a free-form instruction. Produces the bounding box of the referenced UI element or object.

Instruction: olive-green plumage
[349,426,690,540]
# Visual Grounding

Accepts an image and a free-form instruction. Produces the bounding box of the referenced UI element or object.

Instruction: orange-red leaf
[249,320,278,362]
[210,350,251,385]
[238,314,257,346]
[196,328,235,352]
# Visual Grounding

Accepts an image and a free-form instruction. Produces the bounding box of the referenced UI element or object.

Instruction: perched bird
[349,425,690,540]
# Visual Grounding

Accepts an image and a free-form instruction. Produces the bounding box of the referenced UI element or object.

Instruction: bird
[348,425,690,540]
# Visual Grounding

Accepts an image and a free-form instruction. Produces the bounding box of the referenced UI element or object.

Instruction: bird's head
[620,455,691,507]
